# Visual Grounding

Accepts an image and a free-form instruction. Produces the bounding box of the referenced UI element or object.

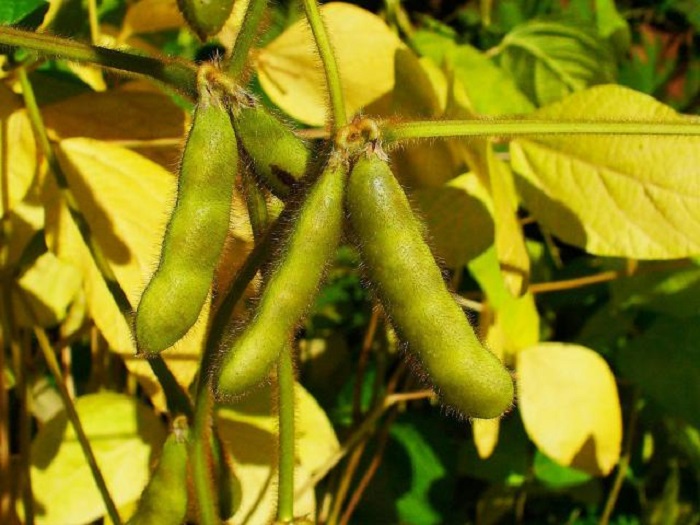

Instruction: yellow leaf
[14,252,82,328]
[473,418,500,459]
[26,392,165,525]
[121,0,186,38]
[257,2,402,126]
[517,343,622,475]
[217,382,339,524]
[0,84,38,217]
[42,89,186,168]
[44,139,205,407]
[413,172,495,268]
[511,85,700,259]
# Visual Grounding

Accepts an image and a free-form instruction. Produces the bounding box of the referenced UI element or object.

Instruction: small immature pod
[216,157,347,397]
[135,87,237,354]
[127,420,189,525]
[234,104,312,199]
[177,0,235,40]
[346,152,514,419]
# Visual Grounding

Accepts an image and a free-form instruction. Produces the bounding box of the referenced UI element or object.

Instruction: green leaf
[0,0,48,25]
[533,451,592,488]
[511,85,700,259]
[498,20,616,106]
[618,316,700,428]
[412,31,534,115]
[610,262,700,318]
[27,392,166,525]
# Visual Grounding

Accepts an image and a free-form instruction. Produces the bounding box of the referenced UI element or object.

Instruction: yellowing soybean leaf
[44,139,205,406]
[28,392,165,525]
[413,173,494,268]
[469,246,539,355]
[511,85,700,259]
[499,21,616,106]
[0,85,38,217]
[517,343,622,475]
[257,2,402,126]
[121,0,185,38]
[14,252,82,328]
[217,382,339,524]
[42,89,186,167]
[473,418,500,459]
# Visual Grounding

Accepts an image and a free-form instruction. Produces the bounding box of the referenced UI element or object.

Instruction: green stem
[148,357,194,419]
[301,0,347,129]
[382,119,700,143]
[190,388,220,525]
[32,325,122,525]
[277,343,296,522]
[18,67,193,422]
[242,168,270,242]
[226,0,269,80]
[1,26,197,98]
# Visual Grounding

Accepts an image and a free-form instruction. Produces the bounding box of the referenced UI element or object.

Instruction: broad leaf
[257,2,402,126]
[511,85,700,259]
[413,173,494,268]
[499,20,616,106]
[0,0,47,25]
[517,343,622,475]
[27,393,165,525]
[0,85,38,218]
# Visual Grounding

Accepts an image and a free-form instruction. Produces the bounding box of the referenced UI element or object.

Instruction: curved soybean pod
[177,0,235,40]
[217,157,347,397]
[346,152,514,419]
[127,423,189,525]
[234,104,312,199]
[135,92,237,354]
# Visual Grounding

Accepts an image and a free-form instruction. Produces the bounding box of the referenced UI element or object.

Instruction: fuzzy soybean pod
[346,152,514,419]
[177,0,235,40]
[135,92,237,354]
[217,157,347,397]
[127,425,189,525]
[234,104,311,199]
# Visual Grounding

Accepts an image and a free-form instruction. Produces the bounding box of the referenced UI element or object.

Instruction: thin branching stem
[0,26,197,98]
[227,0,269,80]
[277,343,296,522]
[301,0,347,129]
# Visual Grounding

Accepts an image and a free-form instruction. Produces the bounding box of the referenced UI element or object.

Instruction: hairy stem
[382,119,700,143]
[227,0,269,80]
[1,26,197,98]
[301,0,347,129]
[277,343,296,522]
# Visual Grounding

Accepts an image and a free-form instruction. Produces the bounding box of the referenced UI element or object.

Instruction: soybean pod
[234,104,312,199]
[135,86,237,354]
[346,151,514,419]
[127,419,189,525]
[217,156,346,397]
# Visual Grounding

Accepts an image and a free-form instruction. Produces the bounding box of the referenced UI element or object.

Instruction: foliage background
[1,0,700,524]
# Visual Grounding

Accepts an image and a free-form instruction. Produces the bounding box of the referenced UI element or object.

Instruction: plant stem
[301,0,347,130]
[227,0,268,80]
[352,308,380,424]
[0,26,197,98]
[87,0,101,44]
[242,168,269,242]
[32,325,122,525]
[18,66,193,421]
[277,343,296,522]
[382,119,700,143]
[190,388,220,525]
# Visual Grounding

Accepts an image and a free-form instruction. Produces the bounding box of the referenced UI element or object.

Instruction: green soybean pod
[234,104,312,199]
[128,419,189,525]
[346,152,514,419]
[177,0,235,40]
[135,90,237,354]
[217,156,346,397]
